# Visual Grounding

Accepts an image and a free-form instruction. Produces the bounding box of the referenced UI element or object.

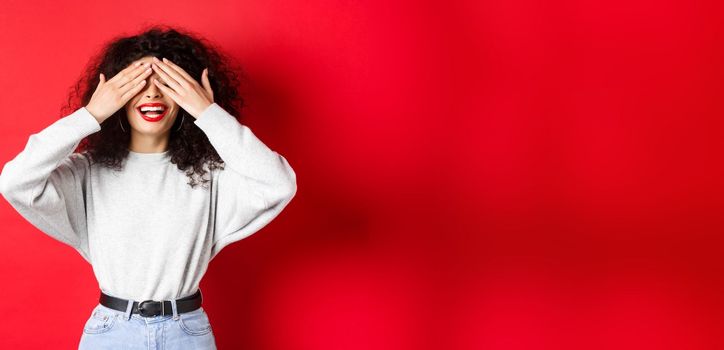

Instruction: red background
[1,0,723,349]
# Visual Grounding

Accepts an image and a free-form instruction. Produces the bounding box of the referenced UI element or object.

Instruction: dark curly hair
[62,24,248,189]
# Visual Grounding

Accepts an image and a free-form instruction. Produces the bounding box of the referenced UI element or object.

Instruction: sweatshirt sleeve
[193,103,297,260]
[0,107,101,264]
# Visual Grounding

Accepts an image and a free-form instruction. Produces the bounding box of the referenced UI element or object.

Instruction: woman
[0,26,297,349]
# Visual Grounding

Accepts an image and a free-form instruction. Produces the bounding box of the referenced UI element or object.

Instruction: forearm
[0,107,101,206]
[193,103,297,205]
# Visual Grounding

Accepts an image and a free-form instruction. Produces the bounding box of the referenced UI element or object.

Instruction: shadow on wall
[201,45,374,349]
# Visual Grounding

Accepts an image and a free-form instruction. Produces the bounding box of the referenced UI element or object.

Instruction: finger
[153,78,181,101]
[201,68,214,101]
[151,62,185,93]
[106,61,142,85]
[117,63,151,89]
[152,58,190,90]
[94,73,105,94]
[91,73,104,99]
[110,62,149,87]
[161,57,197,86]
[120,79,147,101]
[119,66,152,94]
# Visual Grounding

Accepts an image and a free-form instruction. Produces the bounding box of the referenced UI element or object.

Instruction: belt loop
[171,297,180,320]
[124,299,134,321]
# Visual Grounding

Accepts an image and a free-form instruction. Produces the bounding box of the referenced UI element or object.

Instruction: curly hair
[61,24,248,189]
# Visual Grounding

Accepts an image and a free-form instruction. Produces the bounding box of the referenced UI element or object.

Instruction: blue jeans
[78,300,217,349]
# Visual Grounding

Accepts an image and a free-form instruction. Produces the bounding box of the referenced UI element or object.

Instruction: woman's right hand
[85,62,153,122]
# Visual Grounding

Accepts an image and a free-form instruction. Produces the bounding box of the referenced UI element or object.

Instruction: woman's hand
[86,62,153,122]
[150,57,214,119]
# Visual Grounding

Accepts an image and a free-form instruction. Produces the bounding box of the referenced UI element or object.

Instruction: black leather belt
[99,289,202,317]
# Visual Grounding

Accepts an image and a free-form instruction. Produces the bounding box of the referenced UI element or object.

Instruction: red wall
[1,0,723,349]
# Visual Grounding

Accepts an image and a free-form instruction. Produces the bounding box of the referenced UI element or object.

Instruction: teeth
[140,106,165,112]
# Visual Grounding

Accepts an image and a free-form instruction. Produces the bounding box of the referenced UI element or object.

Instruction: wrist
[85,105,105,124]
[193,102,214,120]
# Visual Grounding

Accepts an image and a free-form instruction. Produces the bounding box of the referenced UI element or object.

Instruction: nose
[144,80,162,99]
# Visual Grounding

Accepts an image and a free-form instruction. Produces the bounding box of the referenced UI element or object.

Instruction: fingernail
[163,57,168,62]
[153,57,160,62]
[136,62,141,66]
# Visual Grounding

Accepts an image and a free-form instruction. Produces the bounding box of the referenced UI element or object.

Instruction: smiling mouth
[136,103,168,122]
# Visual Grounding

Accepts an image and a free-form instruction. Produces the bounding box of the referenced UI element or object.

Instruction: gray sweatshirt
[0,103,297,302]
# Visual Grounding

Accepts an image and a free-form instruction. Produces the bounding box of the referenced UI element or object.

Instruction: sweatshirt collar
[126,148,171,163]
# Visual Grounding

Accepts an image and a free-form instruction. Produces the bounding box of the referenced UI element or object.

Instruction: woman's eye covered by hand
[140,74,170,88]
[85,62,154,121]
[148,79,170,88]
[133,77,170,95]
[148,57,215,118]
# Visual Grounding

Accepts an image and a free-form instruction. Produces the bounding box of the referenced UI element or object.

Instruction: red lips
[136,102,168,122]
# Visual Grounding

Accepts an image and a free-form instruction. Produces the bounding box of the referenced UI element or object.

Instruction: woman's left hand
[150,57,214,119]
